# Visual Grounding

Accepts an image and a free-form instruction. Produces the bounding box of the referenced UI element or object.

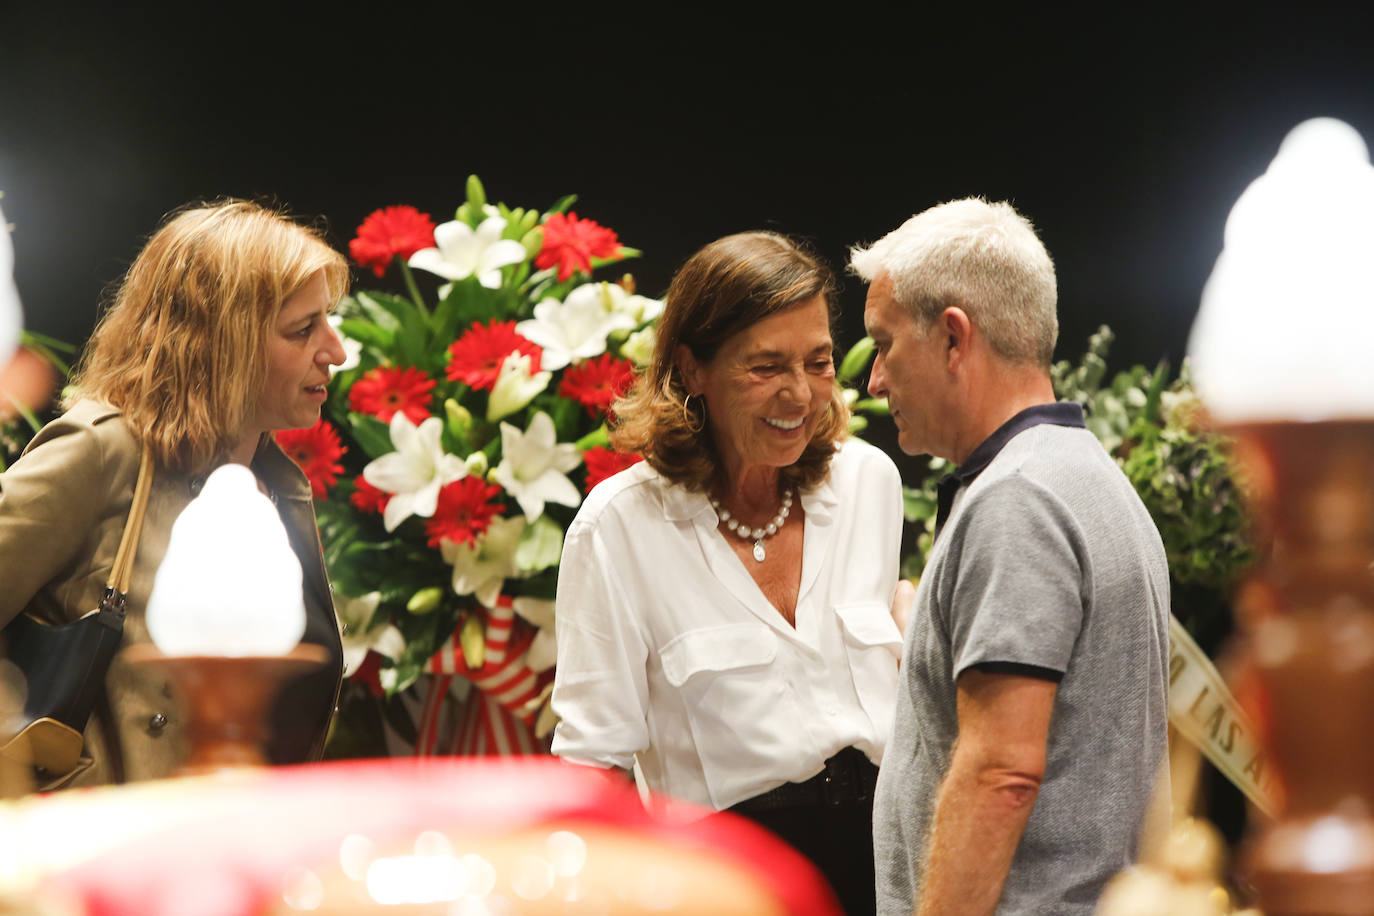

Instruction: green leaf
[348,413,394,458]
[902,488,936,523]
[852,398,890,415]
[356,291,418,328]
[575,424,610,451]
[337,318,393,352]
[545,194,577,216]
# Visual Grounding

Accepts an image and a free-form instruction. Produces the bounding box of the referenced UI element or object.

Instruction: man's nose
[868,353,888,398]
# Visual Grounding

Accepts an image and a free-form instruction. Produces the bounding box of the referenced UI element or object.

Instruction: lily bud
[464,451,489,477]
[521,227,545,262]
[407,586,443,615]
[465,174,487,213]
[487,352,551,421]
[838,336,876,383]
[445,398,473,437]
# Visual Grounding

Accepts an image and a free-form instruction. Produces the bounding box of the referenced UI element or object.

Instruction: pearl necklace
[709,489,795,563]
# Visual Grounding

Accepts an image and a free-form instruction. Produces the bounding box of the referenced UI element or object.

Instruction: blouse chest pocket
[833,601,903,743]
[656,623,798,808]
[660,623,776,687]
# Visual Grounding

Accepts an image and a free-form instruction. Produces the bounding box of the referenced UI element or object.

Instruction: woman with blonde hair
[0,199,349,787]
[552,231,905,914]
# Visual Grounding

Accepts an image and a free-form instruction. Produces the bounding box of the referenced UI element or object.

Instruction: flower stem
[399,259,428,316]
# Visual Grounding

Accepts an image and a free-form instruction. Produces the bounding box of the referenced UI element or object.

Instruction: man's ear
[941,306,974,370]
[675,344,702,394]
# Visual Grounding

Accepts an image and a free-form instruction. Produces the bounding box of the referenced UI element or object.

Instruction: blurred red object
[16,757,842,916]
[0,347,57,422]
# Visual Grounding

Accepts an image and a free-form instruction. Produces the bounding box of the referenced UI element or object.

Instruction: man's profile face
[863,272,949,457]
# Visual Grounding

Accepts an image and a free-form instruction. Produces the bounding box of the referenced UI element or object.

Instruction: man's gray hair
[850,198,1058,367]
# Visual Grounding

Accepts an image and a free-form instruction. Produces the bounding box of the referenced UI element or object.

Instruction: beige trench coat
[0,399,343,786]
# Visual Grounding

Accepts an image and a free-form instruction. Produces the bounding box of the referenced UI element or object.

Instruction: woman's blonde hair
[71,199,349,473]
[610,231,849,493]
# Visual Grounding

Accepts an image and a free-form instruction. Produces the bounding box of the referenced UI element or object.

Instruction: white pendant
[753,541,766,563]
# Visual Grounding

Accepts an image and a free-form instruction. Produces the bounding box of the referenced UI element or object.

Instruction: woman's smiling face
[678,296,836,482]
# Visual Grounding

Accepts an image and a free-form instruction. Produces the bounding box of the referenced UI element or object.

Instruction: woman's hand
[890,579,917,637]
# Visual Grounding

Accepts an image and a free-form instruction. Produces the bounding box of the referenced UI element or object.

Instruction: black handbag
[0,445,153,782]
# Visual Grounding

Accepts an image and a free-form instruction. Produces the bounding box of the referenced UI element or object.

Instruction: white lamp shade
[1187,118,1374,422]
[146,464,307,656]
[0,201,21,364]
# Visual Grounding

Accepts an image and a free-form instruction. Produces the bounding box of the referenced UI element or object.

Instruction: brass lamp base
[123,644,328,776]
[1226,420,1374,915]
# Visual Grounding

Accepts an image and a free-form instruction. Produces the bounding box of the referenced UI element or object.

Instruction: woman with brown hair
[551,231,905,913]
[0,199,349,787]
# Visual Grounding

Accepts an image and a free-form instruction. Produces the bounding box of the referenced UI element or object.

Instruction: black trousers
[728,748,878,916]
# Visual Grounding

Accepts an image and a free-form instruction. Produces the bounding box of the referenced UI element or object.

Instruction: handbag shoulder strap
[105,444,155,596]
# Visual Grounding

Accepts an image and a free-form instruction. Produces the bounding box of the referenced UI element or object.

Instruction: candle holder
[1226,420,1374,914]
[123,644,327,775]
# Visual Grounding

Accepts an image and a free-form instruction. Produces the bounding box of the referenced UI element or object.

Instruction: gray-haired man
[856,199,1170,915]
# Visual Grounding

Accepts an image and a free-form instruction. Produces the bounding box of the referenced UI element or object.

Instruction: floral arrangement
[295,177,663,755]
[891,325,1253,651]
[0,331,71,469]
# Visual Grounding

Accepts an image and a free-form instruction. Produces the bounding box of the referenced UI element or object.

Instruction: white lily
[599,282,664,325]
[363,413,467,532]
[443,515,526,607]
[335,591,405,677]
[408,215,528,289]
[620,326,657,367]
[514,285,636,371]
[486,351,551,422]
[327,314,362,375]
[492,411,582,521]
[512,597,557,673]
[0,200,21,363]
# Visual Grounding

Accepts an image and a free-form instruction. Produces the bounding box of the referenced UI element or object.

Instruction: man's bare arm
[915,667,1057,916]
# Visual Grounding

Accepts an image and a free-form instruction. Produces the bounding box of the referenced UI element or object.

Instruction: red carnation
[351,651,387,698]
[349,206,437,277]
[348,366,436,425]
[558,353,636,418]
[274,419,346,498]
[583,446,643,493]
[535,211,621,281]
[351,475,390,514]
[423,477,506,548]
[446,320,542,392]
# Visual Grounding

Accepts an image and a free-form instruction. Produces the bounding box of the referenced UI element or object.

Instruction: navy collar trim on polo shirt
[933,401,1086,537]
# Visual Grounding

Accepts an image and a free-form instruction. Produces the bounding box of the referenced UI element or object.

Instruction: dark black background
[3,4,1372,435]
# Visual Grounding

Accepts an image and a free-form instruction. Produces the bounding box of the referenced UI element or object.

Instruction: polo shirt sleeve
[938,473,1086,679]
[549,516,652,771]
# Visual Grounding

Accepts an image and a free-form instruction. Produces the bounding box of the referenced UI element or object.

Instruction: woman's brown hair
[70,199,349,473]
[610,231,849,492]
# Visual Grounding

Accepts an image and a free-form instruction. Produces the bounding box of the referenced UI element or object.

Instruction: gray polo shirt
[873,403,1170,915]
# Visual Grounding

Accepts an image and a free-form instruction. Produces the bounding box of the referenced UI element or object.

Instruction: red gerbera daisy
[351,475,390,514]
[423,477,506,548]
[446,320,542,392]
[351,650,387,698]
[583,446,643,493]
[535,211,621,281]
[348,366,436,424]
[349,206,437,277]
[274,419,346,498]
[558,353,636,418]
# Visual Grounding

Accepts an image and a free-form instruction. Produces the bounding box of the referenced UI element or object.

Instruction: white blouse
[551,438,905,815]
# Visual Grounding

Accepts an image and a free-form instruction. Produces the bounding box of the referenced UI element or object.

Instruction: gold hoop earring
[682,393,705,434]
